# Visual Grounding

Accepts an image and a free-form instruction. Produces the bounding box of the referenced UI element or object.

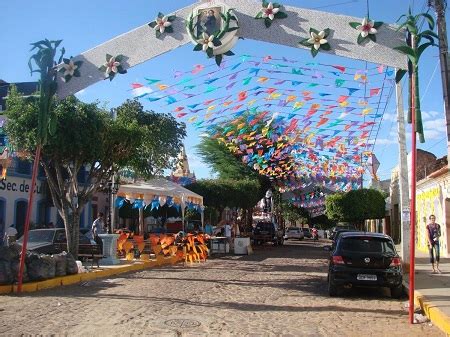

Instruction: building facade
[389,149,449,257]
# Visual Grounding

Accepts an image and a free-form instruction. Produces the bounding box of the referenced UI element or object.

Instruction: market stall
[115,177,204,234]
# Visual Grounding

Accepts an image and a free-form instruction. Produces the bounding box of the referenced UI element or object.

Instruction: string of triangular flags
[131,54,394,192]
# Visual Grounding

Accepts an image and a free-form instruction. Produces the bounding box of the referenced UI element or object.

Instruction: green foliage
[196,136,270,188]
[394,9,438,143]
[186,178,264,211]
[114,99,186,178]
[325,193,346,222]
[310,214,334,229]
[325,189,385,224]
[281,201,309,224]
[5,89,142,257]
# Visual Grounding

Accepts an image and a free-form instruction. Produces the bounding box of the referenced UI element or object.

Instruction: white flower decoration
[154,16,172,33]
[198,33,215,51]
[59,60,78,77]
[307,30,328,50]
[104,56,120,75]
[261,2,280,21]
[356,17,377,38]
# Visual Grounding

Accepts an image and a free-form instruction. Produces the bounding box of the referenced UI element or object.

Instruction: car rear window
[340,237,395,254]
[256,223,273,230]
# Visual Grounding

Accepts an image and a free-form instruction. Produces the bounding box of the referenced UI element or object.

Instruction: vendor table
[210,236,230,254]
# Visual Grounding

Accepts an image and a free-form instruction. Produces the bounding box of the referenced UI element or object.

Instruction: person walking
[426,214,441,273]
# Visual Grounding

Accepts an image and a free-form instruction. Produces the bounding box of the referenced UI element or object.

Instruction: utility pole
[396,80,410,267]
[429,0,450,164]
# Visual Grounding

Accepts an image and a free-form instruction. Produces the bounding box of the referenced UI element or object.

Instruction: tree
[281,201,309,226]
[5,89,143,258]
[114,99,186,178]
[195,137,271,228]
[325,193,345,223]
[197,136,263,181]
[325,189,385,225]
[186,178,264,229]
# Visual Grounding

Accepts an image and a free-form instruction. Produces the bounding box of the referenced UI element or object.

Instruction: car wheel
[390,284,403,299]
[328,276,338,297]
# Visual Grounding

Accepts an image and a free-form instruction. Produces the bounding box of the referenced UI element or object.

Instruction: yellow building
[416,167,450,258]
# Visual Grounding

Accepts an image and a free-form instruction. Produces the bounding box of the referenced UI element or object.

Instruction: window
[340,237,395,254]
[54,231,66,243]
[15,200,28,237]
[25,230,54,243]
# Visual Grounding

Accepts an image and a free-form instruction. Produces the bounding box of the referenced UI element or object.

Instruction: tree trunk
[59,208,81,259]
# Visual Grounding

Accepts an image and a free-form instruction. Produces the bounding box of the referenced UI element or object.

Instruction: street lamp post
[109,178,120,233]
[102,178,120,233]
[265,189,273,222]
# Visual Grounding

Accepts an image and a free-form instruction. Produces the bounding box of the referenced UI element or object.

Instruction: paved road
[0,240,442,336]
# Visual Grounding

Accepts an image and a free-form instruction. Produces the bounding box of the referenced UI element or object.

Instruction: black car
[330,224,357,240]
[17,228,95,255]
[327,232,403,298]
[302,228,312,239]
[253,222,284,245]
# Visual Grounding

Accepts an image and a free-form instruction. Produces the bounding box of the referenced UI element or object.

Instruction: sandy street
[0,240,442,336]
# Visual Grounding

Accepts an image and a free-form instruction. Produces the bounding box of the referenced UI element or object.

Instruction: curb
[403,280,450,335]
[0,256,181,295]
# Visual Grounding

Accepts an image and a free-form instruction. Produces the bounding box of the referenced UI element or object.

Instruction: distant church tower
[171,145,196,185]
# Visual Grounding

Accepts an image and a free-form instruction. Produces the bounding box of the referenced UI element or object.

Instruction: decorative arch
[56,0,406,98]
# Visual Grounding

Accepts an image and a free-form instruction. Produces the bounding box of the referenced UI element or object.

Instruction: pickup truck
[252,221,284,245]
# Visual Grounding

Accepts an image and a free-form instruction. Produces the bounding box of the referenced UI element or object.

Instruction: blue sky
[1,0,448,184]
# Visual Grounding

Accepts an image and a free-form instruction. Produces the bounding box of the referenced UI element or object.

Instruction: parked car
[17,228,96,255]
[327,232,403,298]
[253,221,284,245]
[302,228,312,239]
[284,227,305,240]
[330,224,357,240]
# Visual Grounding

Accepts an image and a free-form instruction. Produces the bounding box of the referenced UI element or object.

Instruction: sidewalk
[400,246,450,335]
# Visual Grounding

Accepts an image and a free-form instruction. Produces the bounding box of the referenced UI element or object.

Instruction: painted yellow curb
[1,258,185,295]
[61,274,82,286]
[0,284,12,294]
[37,277,63,290]
[80,271,104,281]
[415,290,450,335]
[128,263,145,271]
[13,282,38,293]
[143,260,158,268]
[114,266,135,274]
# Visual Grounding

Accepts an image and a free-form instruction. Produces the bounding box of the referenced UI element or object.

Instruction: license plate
[357,274,377,281]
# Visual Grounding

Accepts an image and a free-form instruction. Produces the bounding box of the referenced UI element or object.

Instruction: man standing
[4,225,18,247]
[92,212,105,245]
[224,222,232,252]
[426,214,441,273]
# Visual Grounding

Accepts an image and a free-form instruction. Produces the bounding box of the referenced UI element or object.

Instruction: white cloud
[422,110,442,120]
[382,113,397,121]
[375,138,398,145]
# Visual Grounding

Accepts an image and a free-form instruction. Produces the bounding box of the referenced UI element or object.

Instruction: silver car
[284,227,305,240]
